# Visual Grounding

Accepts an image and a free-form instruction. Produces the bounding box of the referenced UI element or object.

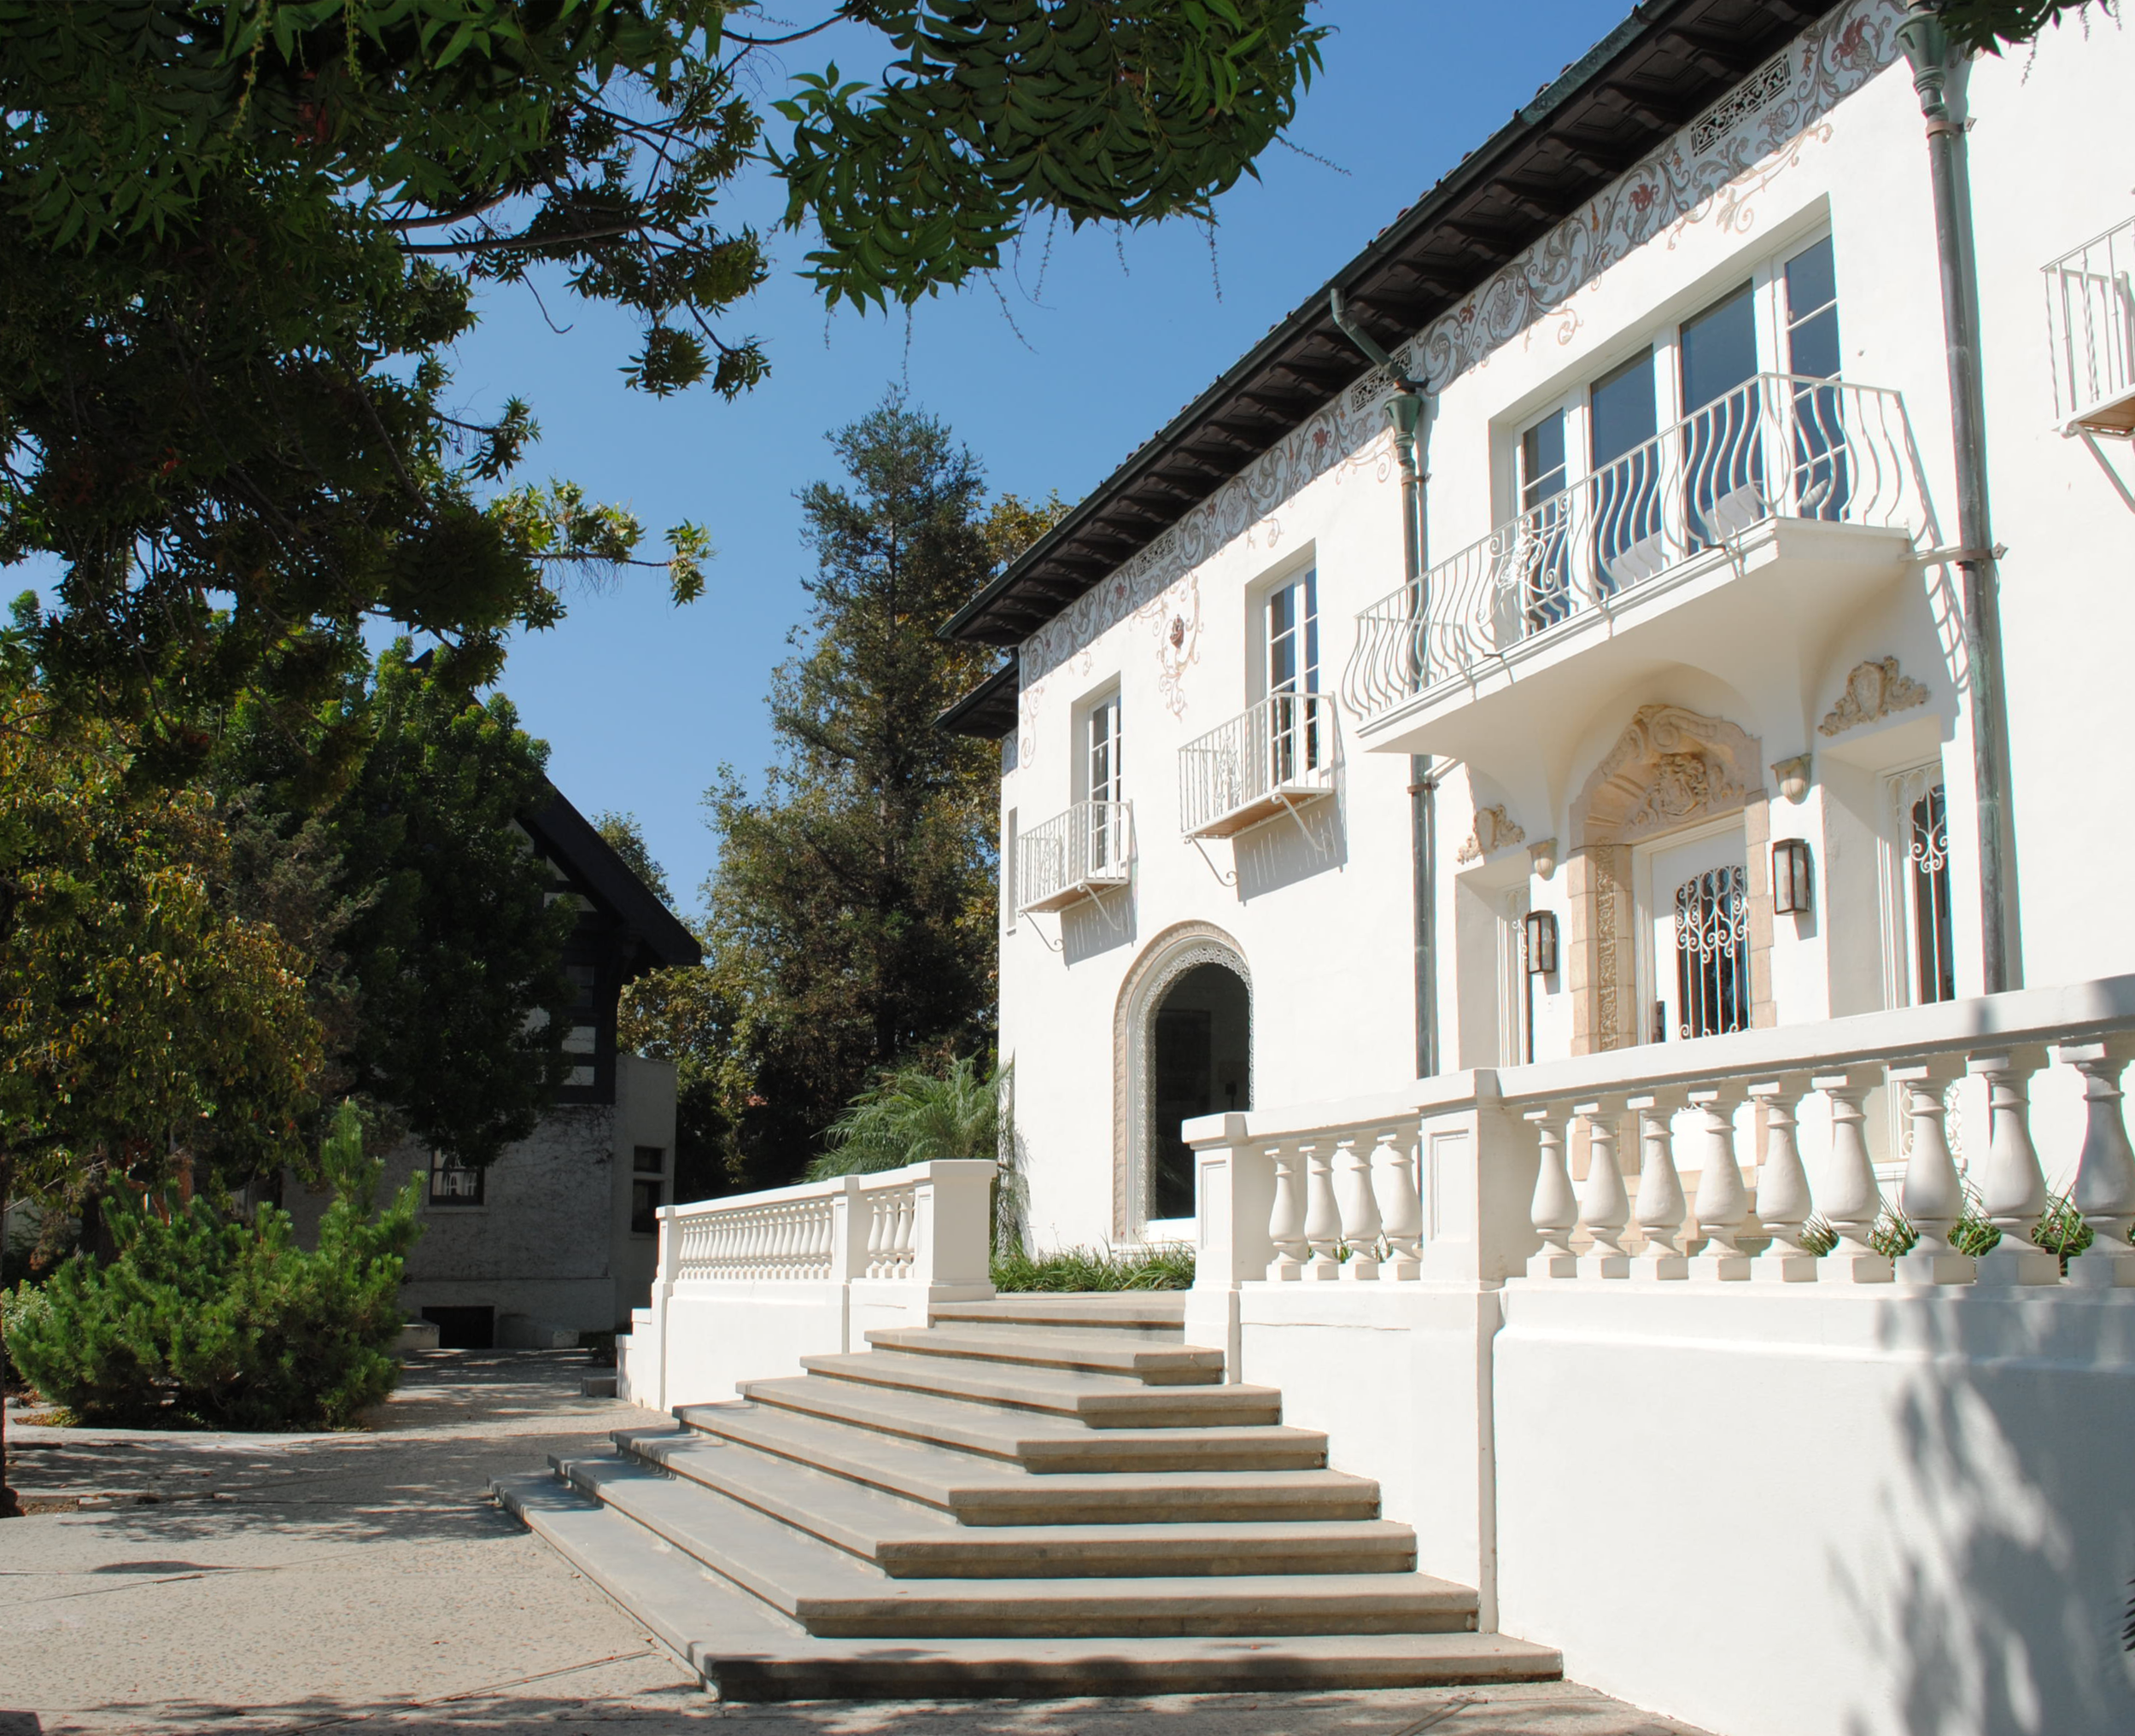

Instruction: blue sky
[456,1,1630,913]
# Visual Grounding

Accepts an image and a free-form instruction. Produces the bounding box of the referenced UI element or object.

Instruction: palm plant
[807,1057,1002,1181]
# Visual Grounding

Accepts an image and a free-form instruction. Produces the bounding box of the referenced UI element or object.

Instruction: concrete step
[724,1380,1325,1472]
[547,1455,1474,1639]
[610,1429,1417,1579]
[493,1472,1563,1701]
[799,1347,1283,1427]
[929,1293,1189,1340]
[863,1324,1225,1383]
[665,1402,1383,1524]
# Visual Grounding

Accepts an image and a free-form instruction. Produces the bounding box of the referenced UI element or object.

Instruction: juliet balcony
[1339,374,1930,764]
[1016,799,1133,914]
[2044,213,2135,437]
[1177,692,1340,840]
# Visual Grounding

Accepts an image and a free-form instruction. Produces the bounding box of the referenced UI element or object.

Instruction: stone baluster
[862,1193,886,1278]
[1629,1091,1688,1280]
[1526,1107,1577,1278]
[1690,1089,1752,1281]
[1748,1079,1817,1282]
[1335,1136,1382,1280]
[2054,1041,2135,1288]
[1813,1073,1892,1283]
[894,1191,917,1277]
[1575,1102,1630,1279]
[1968,1049,2059,1286]
[1371,1128,1424,1281]
[1891,1062,1974,1284]
[1301,1142,1343,1280]
[1265,1143,1307,1282]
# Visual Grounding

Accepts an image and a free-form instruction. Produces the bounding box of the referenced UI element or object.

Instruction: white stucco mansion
[546,8,2135,1731]
[940,0,2135,1258]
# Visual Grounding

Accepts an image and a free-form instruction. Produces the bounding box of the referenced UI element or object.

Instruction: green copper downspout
[1331,289,1438,1078]
[1897,5,2015,993]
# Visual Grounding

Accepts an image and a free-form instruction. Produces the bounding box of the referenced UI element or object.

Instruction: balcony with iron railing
[1177,692,1339,840]
[1015,799,1133,914]
[1340,375,1930,763]
[2044,213,2135,437]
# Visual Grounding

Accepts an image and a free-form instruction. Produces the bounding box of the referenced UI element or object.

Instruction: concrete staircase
[494,1293,1561,1700]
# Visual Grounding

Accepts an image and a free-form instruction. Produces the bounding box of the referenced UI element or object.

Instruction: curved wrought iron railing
[1341,374,1927,722]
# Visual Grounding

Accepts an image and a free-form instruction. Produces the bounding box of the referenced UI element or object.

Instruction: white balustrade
[1191,980,2135,1297]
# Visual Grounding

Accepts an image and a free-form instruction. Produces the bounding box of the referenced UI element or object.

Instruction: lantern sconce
[1524,909,1559,977]
[1772,838,1814,916]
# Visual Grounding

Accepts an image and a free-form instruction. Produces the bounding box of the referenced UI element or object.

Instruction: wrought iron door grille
[1674,864,1750,1040]
[1909,784,1956,1004]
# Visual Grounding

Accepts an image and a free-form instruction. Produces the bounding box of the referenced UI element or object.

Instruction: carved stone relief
[1818,656,1930,737]
[1568,704,1766,1055]
[1457,804,1527,865]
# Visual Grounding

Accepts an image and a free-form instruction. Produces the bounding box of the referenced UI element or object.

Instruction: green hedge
[991,1244,1194,1293]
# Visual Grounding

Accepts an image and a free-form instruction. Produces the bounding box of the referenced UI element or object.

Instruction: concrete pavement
[0,1351,1713,1735]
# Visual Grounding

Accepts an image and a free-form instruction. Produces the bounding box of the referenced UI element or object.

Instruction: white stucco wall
[997,2,2135,1249]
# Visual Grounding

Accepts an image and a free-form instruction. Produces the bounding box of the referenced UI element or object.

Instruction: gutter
[1897,6,2016,993]
[1330,291,1440,1081]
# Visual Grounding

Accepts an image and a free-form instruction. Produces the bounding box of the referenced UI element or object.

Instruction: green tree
[0,668,321,1512]
[0,2,1325,730]
[219,640,577,1166]
[1933,0,2120,52]
[692,395,1054,1184]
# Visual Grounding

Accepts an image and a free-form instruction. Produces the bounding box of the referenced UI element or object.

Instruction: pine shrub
[1,1107,423,1429]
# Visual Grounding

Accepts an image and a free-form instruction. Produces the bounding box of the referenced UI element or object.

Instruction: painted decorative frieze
[1015,0,1907,752]
[1818,655,1931,736]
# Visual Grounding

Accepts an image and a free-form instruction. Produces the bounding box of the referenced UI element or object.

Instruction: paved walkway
[1,1352,1713,1735]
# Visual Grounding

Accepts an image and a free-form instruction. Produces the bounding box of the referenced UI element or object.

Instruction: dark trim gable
[937,658,1019,739]
[941,0,1840,649]
[520,786,702,978]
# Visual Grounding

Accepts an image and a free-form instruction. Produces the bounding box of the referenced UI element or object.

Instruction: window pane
[1590,348,1657,466]
[1521,412,1566,506]
[1679,282,1758,417]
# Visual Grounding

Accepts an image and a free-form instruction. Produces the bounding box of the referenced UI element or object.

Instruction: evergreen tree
[623,397,1057,1187]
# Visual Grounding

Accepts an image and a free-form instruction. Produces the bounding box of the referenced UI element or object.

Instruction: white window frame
[1880,761,1957,1011]
[1631,811,1752,1048]
[1494,222,1834,526]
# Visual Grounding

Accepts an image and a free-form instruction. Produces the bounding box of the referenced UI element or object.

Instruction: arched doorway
[1111,924,1252,1239]
[1149,963,1252,1221]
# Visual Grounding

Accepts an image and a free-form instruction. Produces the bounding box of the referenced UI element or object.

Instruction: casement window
[1262,569,1325,783]
[1081,690,1126,874]
[429,1150,485,1206]
[1638,821,1752,1043]
[1508,231,1842,587]
[630,1146,665,1236]
[1002,808,1018,933]
[1886,764,1957,1008]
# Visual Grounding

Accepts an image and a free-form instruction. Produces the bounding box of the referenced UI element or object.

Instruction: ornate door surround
[1111,922,1252,1241]
[1565,704,1775,1053]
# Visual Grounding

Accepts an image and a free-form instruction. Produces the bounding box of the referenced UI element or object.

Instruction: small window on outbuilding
[429,1152,485,1206]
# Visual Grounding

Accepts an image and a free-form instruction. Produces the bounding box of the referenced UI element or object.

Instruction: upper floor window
[1511,231,1844,557]
[429,1150,484,1206]
[1265,570,1319,696]
[1086,692,1122,806]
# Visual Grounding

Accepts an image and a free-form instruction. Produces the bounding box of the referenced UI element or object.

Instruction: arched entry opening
[1112,924,1252,1240]
[1149,963,1251,1220]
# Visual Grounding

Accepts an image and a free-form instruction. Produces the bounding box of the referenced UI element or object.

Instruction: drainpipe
[1897,6,2015,994]
[1331,290,1439,1077]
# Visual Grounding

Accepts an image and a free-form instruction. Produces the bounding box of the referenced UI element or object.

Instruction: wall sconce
[1772,838,1813,915]
[1524,909,1559,976]
[1528,838,1559,881]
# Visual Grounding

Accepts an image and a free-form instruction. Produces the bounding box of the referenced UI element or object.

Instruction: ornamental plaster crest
[1457,804,1527,865]
[1016,0,1904,703]
[1573,705,1762,850]
[1818,656,1930,736]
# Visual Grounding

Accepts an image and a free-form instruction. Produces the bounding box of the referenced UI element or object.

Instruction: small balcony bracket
[1189,835,1239,889]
